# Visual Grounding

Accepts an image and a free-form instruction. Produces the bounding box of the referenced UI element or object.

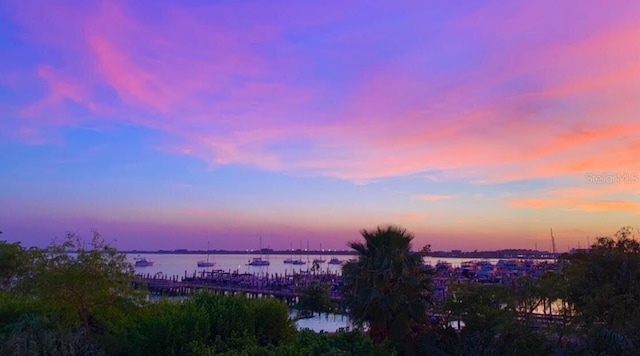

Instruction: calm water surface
[128,253,345,279]
[129,253,505,279]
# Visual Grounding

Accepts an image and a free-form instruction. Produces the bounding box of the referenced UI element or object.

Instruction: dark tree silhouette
[341,225,433,350]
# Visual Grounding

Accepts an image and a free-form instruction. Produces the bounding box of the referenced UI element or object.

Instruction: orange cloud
[507,181,640,214]
[508,199,640,214]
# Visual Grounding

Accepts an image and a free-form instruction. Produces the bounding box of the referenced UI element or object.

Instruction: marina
[134,256,567,333]
[133,254,563,315]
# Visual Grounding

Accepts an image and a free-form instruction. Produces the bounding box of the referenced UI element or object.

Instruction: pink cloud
[6,0,639,186]
[19,66,94,121]
[297,16,640,183]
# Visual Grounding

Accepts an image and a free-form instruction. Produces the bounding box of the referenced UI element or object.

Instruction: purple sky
[1,0,639,251]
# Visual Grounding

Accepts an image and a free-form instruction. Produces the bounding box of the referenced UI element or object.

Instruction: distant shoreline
[120,249,358,256]
[119,248,561,260]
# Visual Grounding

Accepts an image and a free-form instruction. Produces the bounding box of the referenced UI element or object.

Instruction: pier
[134,269,344,304]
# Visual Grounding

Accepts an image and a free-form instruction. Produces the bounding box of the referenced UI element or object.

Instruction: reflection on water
[533,299,565,315]
[449,320,466,331]
[291,311,357,333]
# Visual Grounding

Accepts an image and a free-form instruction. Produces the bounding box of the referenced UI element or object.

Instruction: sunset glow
[1,1,638,251]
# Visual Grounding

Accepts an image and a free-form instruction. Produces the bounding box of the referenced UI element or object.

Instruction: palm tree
[341,225,433,348]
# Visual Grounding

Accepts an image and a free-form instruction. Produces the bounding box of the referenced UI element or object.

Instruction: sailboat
[284,242,295,264]
[328,249,342,265]
[291,240,306,265]
[197,241,215,267]
[292,259,306,265]
[313,243,326,264]
[247,237,270,266]
[134,256,154,267]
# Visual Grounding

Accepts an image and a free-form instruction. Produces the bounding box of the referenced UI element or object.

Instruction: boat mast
[307,240,310,271]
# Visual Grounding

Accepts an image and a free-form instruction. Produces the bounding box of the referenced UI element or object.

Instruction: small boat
[284,242,295,263]
[197,260,215,267]
[287,241,306,266]
[328,257,342,265]
[247,257,270,266]
[135,257,154,267]
[197,241,215,268]
[313,243,326,263]
[247,237,270,266]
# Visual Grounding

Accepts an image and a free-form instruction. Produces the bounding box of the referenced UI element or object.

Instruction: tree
[341,226,433,350]
[123,292,296,355]
[0,240,29,291]
[445,284,514,336]
[297,282,335,316]
[560,226,640,353]
[20,230,145,338]
[536,272,574,347]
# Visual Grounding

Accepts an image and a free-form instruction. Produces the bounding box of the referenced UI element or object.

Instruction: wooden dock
[134,270,344,304]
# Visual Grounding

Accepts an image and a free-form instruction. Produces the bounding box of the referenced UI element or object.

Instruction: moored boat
[284,242,295,263]
[247,257,270,266]
[247,237,271,266]
[313,243,326,263]
[197,260,215,267]
[197,241,216,268]
[135,257,154,267]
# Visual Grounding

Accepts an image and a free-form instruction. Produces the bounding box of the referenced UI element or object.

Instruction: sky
[0,0,639,252]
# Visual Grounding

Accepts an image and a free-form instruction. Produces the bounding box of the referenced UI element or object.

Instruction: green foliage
[121,292,296,355]
[341,225,433,351]
[122,298,212,355]
[445,284,514,336]
[4,225,640,354]
[252,298,296,346]
[443,282,560,355]
[3,231,378,355]
[174,329,394,356]
[560,226,640,353]
[19,231,146,336]
[0,312,105,356]
[0,293,106,355]
[0,240,29,291]
[297,282,335,315]
[290,329,394,356]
